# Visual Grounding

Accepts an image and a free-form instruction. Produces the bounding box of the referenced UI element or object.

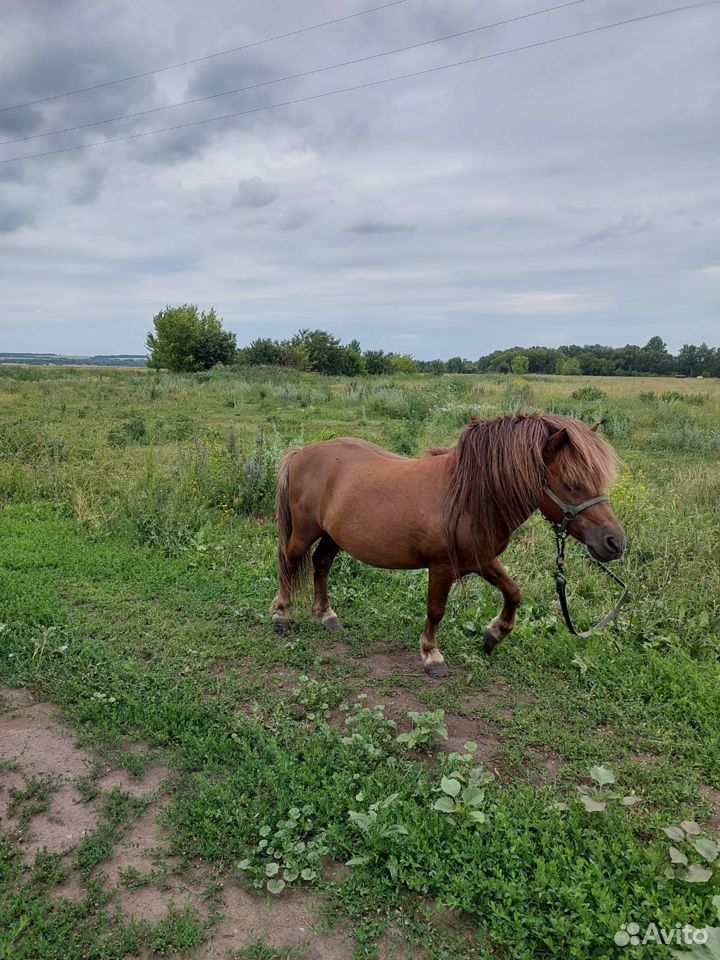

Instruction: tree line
[146,306,719,377]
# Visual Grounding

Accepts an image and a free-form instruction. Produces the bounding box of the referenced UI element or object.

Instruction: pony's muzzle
[587,529,625,562]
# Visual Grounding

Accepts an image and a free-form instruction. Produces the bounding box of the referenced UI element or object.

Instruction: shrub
[570,386,607,402]
[146,305,236,372]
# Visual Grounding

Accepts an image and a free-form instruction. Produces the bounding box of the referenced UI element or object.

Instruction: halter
[542,485,628,638]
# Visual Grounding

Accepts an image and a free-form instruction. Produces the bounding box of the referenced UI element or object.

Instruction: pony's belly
[322,511,436,570]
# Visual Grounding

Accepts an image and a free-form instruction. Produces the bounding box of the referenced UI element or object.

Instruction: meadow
[1,364,719,959]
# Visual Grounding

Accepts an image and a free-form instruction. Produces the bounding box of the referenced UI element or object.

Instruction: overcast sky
[1,0,718,358]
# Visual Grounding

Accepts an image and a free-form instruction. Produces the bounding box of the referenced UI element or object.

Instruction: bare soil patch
[198,883,352,960]
[0,687,169,869]
[700,784,720,831]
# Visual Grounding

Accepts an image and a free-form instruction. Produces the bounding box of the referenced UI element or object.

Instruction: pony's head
[444,412,625,567]
[540,419,625,561]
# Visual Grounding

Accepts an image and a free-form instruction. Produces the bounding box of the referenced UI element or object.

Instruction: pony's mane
[443,412,618,569]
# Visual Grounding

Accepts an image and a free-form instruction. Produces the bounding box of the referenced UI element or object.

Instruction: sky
[1,0,718,359]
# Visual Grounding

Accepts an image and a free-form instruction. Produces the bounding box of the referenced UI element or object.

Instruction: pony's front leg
[311,534,342,630]
[478,558,521,652]
[420,564,454,678]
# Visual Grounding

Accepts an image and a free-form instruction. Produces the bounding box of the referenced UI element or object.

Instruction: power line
[2,1,717,165]
[0,0,416,113]
[0,0,597,147]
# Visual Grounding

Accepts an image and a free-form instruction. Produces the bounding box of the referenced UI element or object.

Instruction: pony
[270,412,625,677]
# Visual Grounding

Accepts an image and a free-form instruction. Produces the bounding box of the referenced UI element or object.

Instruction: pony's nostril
[604,534,622,556]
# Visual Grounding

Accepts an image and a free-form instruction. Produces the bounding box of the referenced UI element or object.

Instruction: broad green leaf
[441,777,461,797]
[283,869,299,883]
[589,765,616,787]
[265,862,280,877]
[690,837,720,862]
[468,810,486,823]
[662,826,686,842]
[669,846,688,865]
[300,868,316,881]
[461,786,485,807]
[348,811,372,833]
[685,864,713,883]
[621,795,642,806]
[382,824,409,837]
[345,856,369,867]
[237,859,251,870]
[668,927,720,959]
[579,794,606,813]
[267,878,285,894]
[433,796,456,813]
[552,802,569,812]
[462,621,476,633]
[259,825,271,837]
[464,741,478,753]
[681,820,701,835]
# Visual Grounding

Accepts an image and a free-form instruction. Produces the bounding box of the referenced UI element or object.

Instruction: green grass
[1,365,719,958]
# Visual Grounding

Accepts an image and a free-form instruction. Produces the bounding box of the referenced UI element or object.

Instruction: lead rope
[544,487,629,638]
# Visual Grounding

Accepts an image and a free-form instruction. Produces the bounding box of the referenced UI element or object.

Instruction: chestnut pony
[270,412,625,677]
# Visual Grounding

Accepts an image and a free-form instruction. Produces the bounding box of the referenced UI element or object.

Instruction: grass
[0,365,719,958]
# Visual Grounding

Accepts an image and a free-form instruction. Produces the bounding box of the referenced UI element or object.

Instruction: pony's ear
[590,421,603,432]
[543,428,570,465]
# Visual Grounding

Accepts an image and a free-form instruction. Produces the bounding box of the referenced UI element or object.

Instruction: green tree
[387,353,418,374]
[364,350,391,374]
[147,305,236,372]
[238,337,285,366]
[510,354,530,375]
[556,355,581,375]
[293,329,345,374]
[341,346,366,376]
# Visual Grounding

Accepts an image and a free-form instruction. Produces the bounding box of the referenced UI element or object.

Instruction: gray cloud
[0,0,719,355]
[235,176,279,208]
[578,214,656,247]
[348,218,418,235]
[0,202,36,233]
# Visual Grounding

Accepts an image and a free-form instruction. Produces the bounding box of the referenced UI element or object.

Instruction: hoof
[272,617,291,633]
[323,615,343,632]
[425,661,450,679]
[483,628,500,653]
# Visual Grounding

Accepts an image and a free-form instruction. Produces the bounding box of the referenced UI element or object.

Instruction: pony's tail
[275,450,311,591]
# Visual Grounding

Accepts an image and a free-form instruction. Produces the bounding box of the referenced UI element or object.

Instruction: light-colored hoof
[425,661,450,679]
[272,616,291,633]
[323,614,343,632]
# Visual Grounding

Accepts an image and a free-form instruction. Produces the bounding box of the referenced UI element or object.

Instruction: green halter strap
[542,485,628,638]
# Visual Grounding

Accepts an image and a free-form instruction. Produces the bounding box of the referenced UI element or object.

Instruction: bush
[146,305,236,372]
[570,386,607,402]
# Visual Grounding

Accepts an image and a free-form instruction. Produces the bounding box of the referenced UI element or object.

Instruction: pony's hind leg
[420,564,454,678]
[270,527,318,632]
[311,534,342,630]
[478,558,521,652]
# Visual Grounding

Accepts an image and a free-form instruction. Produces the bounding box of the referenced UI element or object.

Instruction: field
[1,365,719,960]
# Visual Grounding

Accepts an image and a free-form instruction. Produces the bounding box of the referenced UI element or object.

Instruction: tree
[555,355,581,375]
[295,329,345,374]
[364,350,391,374]
[341,346,366,376]
[238,337,285,366]
[510,354,529,375]
[677,344,699,377]
[387,353,418,374]
[447,356,464,373]
[147,305,236,372]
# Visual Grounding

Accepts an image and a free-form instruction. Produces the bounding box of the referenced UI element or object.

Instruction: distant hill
[0,353,146,367]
